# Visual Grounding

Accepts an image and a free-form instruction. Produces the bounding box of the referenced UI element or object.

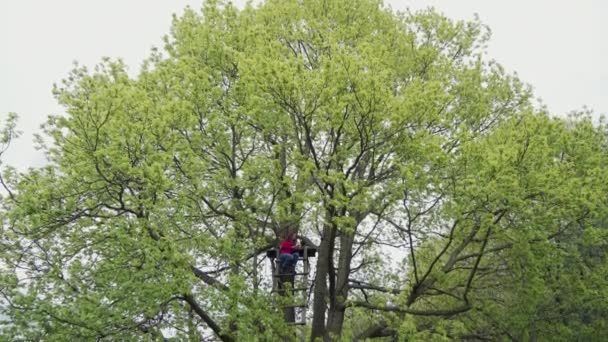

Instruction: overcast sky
[1,0,606,171]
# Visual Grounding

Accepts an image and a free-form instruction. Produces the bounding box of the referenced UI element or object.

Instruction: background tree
[345,112,608,341]
[0,0,605,341]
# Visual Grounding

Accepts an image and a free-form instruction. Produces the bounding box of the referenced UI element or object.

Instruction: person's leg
[278,254,289,271]
[290,252,299,268]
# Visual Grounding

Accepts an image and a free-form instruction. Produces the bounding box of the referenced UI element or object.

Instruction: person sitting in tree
[278,231,300,273]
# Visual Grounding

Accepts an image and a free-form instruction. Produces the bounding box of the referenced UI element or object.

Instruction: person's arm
[293,239,300,253]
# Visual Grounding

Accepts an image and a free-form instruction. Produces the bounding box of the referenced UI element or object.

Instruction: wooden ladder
[267,246,317,341]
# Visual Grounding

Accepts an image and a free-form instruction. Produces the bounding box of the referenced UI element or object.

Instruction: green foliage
[0,0,605,340]
[386,113,608,341]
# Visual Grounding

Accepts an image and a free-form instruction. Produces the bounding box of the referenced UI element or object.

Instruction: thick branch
[190,241,276,292]
[190,265,229,292]
[182,294,233,342]
[353,322,397,341]
[349,280,401,295]
[349,300,470,317]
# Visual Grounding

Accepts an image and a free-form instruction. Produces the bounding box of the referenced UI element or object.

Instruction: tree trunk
[311,222,333,341]
[326,231,354,338]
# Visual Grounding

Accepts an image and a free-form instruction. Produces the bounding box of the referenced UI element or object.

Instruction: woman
[278,232,300,272]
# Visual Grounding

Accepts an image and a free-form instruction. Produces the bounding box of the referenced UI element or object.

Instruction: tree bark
[310,222,334,341]
[326,230,354,338]
[353,323,397,341]
[183,294,234,342]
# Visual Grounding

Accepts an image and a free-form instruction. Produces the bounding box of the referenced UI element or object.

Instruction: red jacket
[280,239,298,255]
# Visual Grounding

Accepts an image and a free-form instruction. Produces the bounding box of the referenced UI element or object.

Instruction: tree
[0,0,605,340]
[362,112,608,341]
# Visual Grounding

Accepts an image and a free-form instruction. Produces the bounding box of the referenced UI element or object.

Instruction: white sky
[1,0,606,171]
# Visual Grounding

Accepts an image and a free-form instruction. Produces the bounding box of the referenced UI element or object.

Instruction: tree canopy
[1,0,606,341]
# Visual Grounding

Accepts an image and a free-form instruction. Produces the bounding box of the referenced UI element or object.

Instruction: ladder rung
[287,322,306,326]
[272,287,309,293]
[273,272,309,277]
[281,303,307,308]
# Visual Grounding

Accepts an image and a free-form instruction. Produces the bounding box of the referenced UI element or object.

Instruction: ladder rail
[268,245,316,342]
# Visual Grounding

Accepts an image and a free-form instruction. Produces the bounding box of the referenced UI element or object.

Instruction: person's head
[286,231,297,242]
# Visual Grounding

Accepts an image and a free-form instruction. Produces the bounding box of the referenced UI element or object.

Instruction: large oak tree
[1,0,606,340]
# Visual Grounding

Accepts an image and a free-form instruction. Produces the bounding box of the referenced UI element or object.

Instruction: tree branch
[349,300,470,317]
[353,322,397,341]
[182,294,233,342]
[349,279,401,295]
[190,265,229,292]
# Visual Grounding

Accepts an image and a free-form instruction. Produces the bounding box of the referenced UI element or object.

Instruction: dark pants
[279,253,298,271]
